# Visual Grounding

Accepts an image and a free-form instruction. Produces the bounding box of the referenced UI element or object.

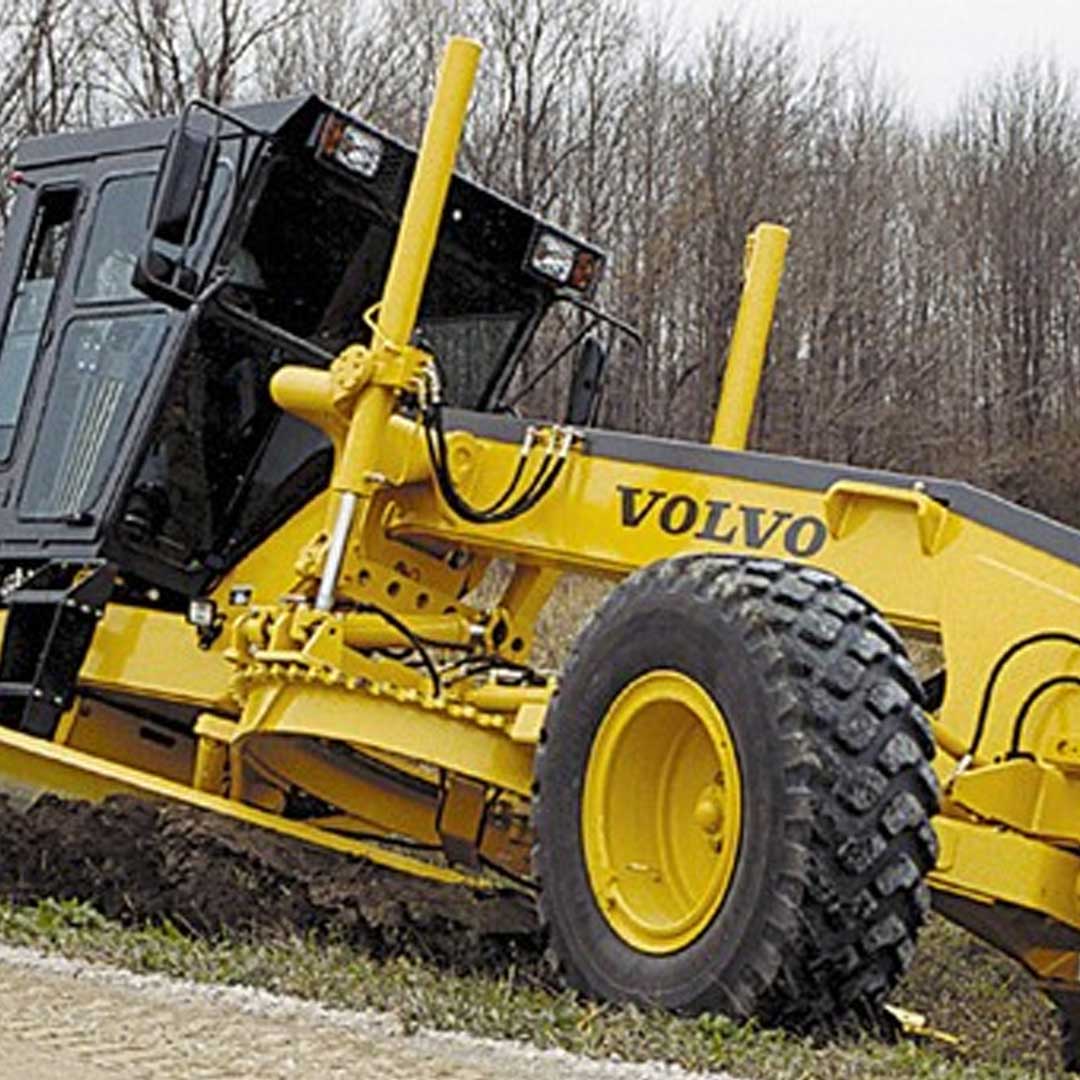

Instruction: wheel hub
[581,669,743,954]
[693,783,726,835]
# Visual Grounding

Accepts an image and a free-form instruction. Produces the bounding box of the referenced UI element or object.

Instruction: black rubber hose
[424,401,565,525]
[968,632,1080,760]
[1007,674,1080,758]
[353,603,442,697]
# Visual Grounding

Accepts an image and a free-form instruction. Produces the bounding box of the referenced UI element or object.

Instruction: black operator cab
[0,95,606,605]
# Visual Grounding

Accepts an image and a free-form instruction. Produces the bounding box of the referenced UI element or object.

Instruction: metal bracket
[823,480,951,555]
[436,775,488,868]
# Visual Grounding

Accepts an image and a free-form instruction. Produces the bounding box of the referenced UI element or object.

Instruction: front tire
[533,556,938,1029]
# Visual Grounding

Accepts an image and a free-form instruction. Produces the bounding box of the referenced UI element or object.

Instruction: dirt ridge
[0,793,542,972]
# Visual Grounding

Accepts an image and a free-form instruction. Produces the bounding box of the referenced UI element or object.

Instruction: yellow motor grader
[2,35,1080,1056]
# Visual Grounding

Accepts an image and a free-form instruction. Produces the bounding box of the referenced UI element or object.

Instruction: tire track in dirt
[0,944,728,1080]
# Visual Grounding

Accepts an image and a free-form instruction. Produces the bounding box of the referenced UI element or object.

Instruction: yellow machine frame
[5,35,1080,1012]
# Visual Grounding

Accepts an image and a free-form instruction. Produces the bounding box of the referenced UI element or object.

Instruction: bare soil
[0,793,543,973]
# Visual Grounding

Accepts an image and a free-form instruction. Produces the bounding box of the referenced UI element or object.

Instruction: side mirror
[565,335,607,426]
[135,125,220,308]
[132,99,270,310]
[152,128,218,245]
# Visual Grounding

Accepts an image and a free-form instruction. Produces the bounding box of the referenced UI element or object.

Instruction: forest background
[4,0,1078,523]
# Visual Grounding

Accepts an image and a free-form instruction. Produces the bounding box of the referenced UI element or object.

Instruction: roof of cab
[14,96,316,169]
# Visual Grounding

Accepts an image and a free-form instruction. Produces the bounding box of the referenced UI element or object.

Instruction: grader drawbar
[2,34,1080,1058]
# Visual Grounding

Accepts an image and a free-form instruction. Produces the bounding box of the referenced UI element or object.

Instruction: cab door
[17,162,176,529]
[0,152,191,558]
[0,180,83,543]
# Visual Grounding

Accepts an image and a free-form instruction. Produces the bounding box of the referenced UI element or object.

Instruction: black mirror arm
[552,289,644,352]
[504,318,598,409]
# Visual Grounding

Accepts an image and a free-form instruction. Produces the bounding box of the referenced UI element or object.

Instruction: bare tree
[0,0,1077,524]
[0,0,103,234]
[95,0,304,116]
[254,0,423,131]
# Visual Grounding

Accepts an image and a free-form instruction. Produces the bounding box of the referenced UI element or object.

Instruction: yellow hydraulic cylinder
[343,611,475,650]
[710,223,790,451]
[302,36,482,607]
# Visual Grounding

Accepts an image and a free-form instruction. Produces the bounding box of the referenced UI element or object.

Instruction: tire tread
[534,555,939,1032]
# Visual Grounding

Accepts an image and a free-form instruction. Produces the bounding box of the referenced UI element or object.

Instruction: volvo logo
[618,485,827,558]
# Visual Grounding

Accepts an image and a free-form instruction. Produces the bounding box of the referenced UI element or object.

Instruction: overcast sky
[667,1,1077,121]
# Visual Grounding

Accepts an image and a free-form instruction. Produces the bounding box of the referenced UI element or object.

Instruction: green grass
[0,897,1064,1079]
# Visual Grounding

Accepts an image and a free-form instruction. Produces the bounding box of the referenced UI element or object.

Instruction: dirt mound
[0,793,544,974]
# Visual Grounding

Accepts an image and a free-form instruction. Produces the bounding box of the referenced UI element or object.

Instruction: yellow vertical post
[377,36,482,350]
[710,223,790,450]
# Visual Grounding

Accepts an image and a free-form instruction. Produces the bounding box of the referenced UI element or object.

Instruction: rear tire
[533,555,938,1029]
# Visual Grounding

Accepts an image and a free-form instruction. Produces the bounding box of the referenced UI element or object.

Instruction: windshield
[224,154,540,408]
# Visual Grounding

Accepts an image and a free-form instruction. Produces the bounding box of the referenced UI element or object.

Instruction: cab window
[20,313,167,520]
[76,175,154,302]
[76,166,230,305]
[0,187,79,460]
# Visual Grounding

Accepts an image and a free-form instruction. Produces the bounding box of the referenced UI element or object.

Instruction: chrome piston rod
[315,491,358,611]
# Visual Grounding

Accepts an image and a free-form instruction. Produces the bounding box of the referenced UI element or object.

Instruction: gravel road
[0,944,728,1080]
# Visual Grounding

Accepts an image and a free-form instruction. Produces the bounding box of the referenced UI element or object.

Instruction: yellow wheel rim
[582,669,743,954]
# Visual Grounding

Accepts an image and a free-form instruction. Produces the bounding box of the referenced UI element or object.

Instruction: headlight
[530,231,576,283]
[318,116,383,179]
[186,597,217,628]
[529,230,602,293]
[569,250,600,292]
